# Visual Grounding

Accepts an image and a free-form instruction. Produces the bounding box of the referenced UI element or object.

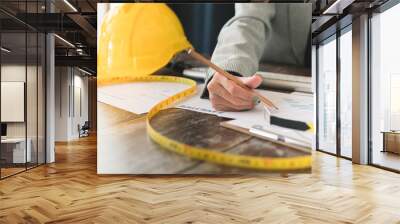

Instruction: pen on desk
[186,48,279,111]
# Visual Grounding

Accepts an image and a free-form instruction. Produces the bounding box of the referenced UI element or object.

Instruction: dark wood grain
[151,108,251,150]
[98,103,310,174]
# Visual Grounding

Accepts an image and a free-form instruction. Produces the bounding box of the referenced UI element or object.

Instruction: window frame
[0,0,48,180]
[315,23,353,160]
[367,0,400,173]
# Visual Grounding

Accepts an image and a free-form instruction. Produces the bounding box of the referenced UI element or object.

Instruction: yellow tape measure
[99,75,311,171]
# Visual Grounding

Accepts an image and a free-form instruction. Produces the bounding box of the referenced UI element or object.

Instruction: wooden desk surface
[98,100,310,174]
[1,138,27,143]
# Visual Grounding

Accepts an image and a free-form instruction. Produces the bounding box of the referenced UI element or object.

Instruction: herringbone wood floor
[1,134,400,223]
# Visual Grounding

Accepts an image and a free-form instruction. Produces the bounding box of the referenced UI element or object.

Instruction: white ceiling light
[323,0,354,15]
[76,48,85,55]
[78,67,93,76]
[63,0,78,12]
[54,34,75,48]
[1,47,11,53]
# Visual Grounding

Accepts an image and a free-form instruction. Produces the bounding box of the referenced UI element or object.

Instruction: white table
[1,138,31,163]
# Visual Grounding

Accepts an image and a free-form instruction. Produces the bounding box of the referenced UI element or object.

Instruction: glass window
[1,30,28,178]
[317,36,337,154]
[0,1,46,179]
[339,28,352,158]
[370,3,400,171]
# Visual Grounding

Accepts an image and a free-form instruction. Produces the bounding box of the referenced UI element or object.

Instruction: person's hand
[207,72,263,111]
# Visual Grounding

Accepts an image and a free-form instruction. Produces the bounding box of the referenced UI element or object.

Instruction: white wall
[1,82,25,122]
[74,73,89,122]
[1,65,36,138]
[1,63,46,164]
[1,65,26,134]
[55,66,70,141]
[71,73,89,138]
[54,67,89,141]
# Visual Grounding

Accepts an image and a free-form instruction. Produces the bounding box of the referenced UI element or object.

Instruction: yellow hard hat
[98,3,192,83]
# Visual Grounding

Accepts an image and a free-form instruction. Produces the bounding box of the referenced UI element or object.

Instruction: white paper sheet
[98,82,189,114]
[176,85,313,124]
[176,85,268,122]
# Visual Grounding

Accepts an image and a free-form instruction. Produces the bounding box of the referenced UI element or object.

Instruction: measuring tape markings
[99,75,312,171]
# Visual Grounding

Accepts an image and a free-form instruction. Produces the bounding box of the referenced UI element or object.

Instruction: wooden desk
[1,137,32,165]
[382,131,400,154]
[98,102,310,174]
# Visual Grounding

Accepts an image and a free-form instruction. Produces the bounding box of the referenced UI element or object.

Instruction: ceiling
[1,0,396,75]
[0,0,97,74]
[310,0,392,43]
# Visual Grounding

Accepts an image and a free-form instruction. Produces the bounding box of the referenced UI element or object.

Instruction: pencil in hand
[186,48,279,111]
